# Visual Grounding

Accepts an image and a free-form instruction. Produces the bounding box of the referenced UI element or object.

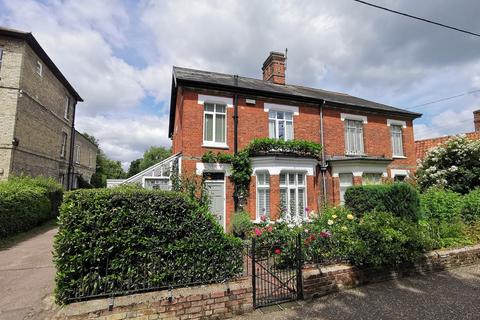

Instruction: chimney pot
[474,110,480,132]
[262,51,286,85]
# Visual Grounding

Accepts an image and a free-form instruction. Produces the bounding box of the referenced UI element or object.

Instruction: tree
[83,133,126,188]
[127,159,142,177]
[138,146,171,171]
[416,135,480,194]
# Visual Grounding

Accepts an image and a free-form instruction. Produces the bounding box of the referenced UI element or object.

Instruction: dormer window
[269,110,293,141]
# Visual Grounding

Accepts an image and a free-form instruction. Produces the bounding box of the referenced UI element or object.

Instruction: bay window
[339,173,353,205]
[256,172,270,219]
[280,172,306,220]
[203,103,226,146]
[269,110,293,141]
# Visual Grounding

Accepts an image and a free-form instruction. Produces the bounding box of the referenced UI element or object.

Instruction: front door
[205,173,225,230]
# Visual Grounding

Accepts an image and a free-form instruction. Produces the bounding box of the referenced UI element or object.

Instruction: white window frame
[142,176,171,190]
[280,172,307,220]
[344,119,365,155]
[390,124,404,157]
[269,110,294,141]
[339,173,353,205]
[256,172,270,220]
[60,132,67,158]
[64,96,70,120]
[202,102,228,148]
[36,60,43,76]
[74,144,80,164]
[362,172,383,185]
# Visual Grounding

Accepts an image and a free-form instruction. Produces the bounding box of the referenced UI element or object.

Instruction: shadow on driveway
[240,264,480,320]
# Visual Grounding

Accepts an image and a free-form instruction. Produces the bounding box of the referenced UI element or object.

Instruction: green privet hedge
[351,211,429,268]
[345,183,421,221]
[0,176,63,238]
[54,187,243,304]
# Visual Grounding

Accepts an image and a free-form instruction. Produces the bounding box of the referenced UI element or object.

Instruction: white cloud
[76,114,171,165]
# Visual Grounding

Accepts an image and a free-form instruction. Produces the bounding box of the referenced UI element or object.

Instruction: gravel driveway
[0,226,57,320]
[240,263,480,320]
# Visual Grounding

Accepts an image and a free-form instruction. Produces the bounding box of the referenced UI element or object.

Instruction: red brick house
[168,52,421,229]
[416,110,480,161]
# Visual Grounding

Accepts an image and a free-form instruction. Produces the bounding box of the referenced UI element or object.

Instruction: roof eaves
[0,27,83,102]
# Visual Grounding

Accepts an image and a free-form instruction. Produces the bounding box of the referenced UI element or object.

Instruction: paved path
[0,227,57,320]
[240,263,480,320]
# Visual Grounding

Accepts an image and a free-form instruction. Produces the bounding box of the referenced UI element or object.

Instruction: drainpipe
[233,75,239,154]
[233,75,239,212]
[320,100,328,206]
[66,101,77,190]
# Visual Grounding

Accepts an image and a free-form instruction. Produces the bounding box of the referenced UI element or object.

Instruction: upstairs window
[269,110,293,141]
[64,96,70,120]
[203,103,226,146]
[36,61,43,76]
[256,172,270,219]
[280,172,306,220]
[74,145,80,164]
[345,120,364,155]
[391,125,404,157]
[0,48,3,72]
[60,132,67,158]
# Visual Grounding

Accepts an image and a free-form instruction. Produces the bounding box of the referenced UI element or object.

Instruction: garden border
[53,244,480,320]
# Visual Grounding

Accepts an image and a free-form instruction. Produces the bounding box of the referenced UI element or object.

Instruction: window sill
[393,155,407,159]
[345,153,367,157]
[202,142,229,149]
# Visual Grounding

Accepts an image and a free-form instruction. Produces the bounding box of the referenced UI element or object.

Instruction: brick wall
[54,278,253,320]
[303,244,480,299]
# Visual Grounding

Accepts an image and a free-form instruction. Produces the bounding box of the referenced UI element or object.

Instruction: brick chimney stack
[262,51,286,85]
[474,110,480,132]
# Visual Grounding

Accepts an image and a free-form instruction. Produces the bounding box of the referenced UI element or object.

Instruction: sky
[1,0,480,170]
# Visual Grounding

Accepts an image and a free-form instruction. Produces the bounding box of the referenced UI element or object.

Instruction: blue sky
[1,0,480,169]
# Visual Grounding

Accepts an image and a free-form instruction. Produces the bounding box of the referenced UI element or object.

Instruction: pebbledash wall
[53,244,480,320]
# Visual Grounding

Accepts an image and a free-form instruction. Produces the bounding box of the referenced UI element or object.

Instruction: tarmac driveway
[0,226,57,320]
[241,263,480,320]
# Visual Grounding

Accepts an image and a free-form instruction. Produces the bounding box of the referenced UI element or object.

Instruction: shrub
[384,183,421,221]
[421,187,462,222]
[229,211,253,238]
[304,207,359,263]
[416,135,480,194]
[344,185,388,217]
[461,188,480,223]
[420,188,467,248]
[0,176,63,238]
[351,211,428,268]
[54,187,243,304]
[345,183,421,221]
[245,138,322,159]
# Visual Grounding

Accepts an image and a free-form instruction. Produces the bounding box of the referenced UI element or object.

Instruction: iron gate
[251,234,303,308]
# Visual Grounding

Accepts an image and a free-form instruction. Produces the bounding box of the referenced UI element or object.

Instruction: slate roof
[0,26,82,101]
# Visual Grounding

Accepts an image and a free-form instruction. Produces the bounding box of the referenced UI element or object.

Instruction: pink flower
[260,215,267,222]
[267,226,273,232]
[319,230,332,238]
[274,248,282,255]
[254,228,263,237]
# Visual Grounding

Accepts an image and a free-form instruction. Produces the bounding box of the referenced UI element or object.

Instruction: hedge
[461,188,480,223]
[344,183,421,221]
[54,187,243,304]
[0,176,63,238]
